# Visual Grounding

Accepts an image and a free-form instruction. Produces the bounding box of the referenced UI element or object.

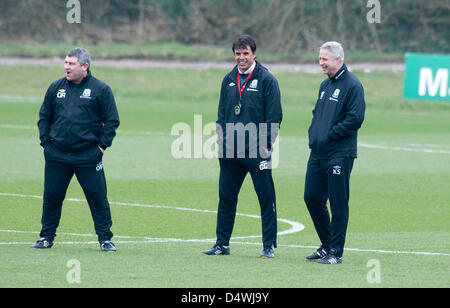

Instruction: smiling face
[319,48,342,77]
[64,56,88,84]
[234,45,256,72]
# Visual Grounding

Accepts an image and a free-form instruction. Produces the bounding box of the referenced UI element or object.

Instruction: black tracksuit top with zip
[308,64,365,159]
[217,61,282,156]
[38,70,120,152]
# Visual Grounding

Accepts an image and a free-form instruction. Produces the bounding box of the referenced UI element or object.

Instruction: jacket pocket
[43,141,55,160]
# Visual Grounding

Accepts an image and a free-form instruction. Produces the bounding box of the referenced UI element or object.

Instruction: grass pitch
[0,63,449,288]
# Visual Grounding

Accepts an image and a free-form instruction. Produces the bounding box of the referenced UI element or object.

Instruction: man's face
[64,56,88,84]
[319,48,342,77]
[234,45,256,72]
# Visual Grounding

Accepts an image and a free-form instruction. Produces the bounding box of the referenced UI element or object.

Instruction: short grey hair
[320,41,344,64]
[67,47,91,68]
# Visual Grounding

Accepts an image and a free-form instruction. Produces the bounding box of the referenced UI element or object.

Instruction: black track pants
[39,143,113,243]
[304,153,354,257]
[216,158,277,249]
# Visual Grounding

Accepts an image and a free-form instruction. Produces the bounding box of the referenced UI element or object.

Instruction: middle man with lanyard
[202,34,283,258]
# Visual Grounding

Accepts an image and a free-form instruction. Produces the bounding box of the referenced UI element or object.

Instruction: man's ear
[82,63,90,72]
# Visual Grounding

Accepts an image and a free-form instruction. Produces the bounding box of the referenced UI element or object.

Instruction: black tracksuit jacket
[38,71,120,152]
[308,64,365,159]
[217,61,282,158]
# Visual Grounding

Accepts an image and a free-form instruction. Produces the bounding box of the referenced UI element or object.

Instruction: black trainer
[100,240,116,252]
[202,245,230,255]
[315,249,342,264]
[31,238,53,249]
[306,245,327,260]
[260,245,275,259]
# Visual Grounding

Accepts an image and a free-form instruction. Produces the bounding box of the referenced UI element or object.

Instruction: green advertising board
[404,53,450,101]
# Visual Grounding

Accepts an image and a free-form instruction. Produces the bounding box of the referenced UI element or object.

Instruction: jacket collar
[329,63,347,81]
[230,61,261,81]
[68,69,92,86]
[238,61,256,74]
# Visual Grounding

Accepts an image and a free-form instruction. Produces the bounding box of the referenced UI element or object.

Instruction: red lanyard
[237,69,254,98]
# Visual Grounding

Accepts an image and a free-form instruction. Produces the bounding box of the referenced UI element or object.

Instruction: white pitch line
[1,193,450,257]
[0,124,36,130]
[274,243,450,257]
[1,231,449,257]
[1,123,449,154]
[0,192,304,240]
[0,124,172,137]
[358,142,450,155]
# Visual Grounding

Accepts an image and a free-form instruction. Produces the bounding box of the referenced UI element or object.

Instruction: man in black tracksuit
[304,42,365,264]
[32,47,120,252]
[202,35,282,258]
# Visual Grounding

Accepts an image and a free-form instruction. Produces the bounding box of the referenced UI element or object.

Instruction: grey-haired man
[304,42,365,264]
[33,47,120,251]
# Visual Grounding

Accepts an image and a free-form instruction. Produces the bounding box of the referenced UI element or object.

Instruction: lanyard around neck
[237,68,254,98]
